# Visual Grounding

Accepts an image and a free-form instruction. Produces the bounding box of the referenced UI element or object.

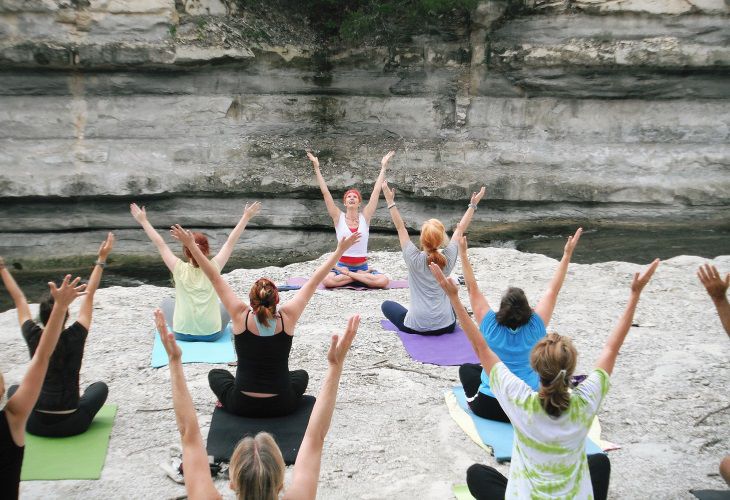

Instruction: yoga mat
[286,277,408,291]
[151,324,235,368]
[446,388,603,462]
[20,404,117,480]
[206,396,316,465]
[453,484,476,500]
[691,491,730,500]
[381,320,478,366]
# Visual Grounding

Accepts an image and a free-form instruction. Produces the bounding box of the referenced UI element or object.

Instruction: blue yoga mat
[151,323,235,368]
[452,387,603,462]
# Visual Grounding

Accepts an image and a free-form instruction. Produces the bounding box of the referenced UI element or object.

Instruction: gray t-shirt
[403,240,458,331]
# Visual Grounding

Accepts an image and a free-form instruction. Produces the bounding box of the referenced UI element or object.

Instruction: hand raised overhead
[243,201,262,220]
[382,180,396,205]
[327,314,360,368]
[129,203,147,223]
[564,227,583,256]
[429,262,459,298]
[306,151,320,169]
[154,309,182,362]
[170,224,195,247]
[631,258,660,295]
[98,232,115,260]
[49,274,87,307]
[381,151,395,167]
[698,263,729,301]
[337,231,361,253]
[470,187,486,206]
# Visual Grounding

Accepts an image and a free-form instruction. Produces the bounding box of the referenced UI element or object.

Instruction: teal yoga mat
[20,404,117,480]
[452,387,603,462]
[151,324,235,368]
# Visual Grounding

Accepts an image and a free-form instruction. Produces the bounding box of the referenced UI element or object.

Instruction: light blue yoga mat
[452,387,603,462]
[151,323,235,368]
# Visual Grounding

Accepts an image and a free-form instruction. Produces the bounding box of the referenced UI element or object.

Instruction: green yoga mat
[21,404,117,480]
[453,484,475,500]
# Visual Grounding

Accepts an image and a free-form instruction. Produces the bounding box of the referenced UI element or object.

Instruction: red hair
[342,189,362,204]
[182,232,210,267]
[249,278,280,328]
[420,219,447,269]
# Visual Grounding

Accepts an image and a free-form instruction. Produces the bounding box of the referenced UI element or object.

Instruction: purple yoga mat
[286,277,408,291]
[380,320,479,366]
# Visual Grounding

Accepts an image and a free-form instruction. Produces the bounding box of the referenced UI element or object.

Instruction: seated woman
[1,275,85,499]
[457,228,582,422]
[431,257,660,500]
[171,222,359,418]
[154,308,359,500]
[307,150,393,289]
[380,182,485,335]
[0,235,113,438]
[130,202,260,342]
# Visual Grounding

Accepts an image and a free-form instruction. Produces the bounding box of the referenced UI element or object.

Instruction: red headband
[343,189,362,202]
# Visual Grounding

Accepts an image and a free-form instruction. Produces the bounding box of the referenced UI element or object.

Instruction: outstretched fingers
[632,258,660,293]
[170,224,193,245]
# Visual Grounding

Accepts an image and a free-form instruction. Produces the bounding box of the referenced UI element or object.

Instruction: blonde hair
[249,278,279,328]
[419,219,447,269]
[229,432,285,500]
[530,333,578,418]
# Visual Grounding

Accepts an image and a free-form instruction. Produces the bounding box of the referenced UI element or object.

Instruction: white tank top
[334,212,369,258]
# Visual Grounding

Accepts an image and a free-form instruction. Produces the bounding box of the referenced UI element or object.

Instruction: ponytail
[420,219,447,269]
[530,333,578,418]
[249,278,279,328]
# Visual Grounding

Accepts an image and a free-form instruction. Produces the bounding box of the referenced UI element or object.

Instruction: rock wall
[0,0,728,262]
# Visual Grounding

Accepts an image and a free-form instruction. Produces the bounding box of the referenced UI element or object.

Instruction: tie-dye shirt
[490,362,610,499]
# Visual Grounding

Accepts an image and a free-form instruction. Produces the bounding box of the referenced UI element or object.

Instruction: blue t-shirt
[478,309,546,397]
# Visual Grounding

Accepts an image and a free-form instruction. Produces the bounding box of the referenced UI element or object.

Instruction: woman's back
[402,240,458,331]
[490,362,609,499]
[172,259,221,335]
[234,313,292,394]
[478,311,546,397]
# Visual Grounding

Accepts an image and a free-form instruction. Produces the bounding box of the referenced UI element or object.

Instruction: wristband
[388,203,397,209]
[468,203,477,210]
[95,261,106,268]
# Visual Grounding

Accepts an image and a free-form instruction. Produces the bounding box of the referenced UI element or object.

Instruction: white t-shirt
[490,362,610,499]
[334,213,369,258]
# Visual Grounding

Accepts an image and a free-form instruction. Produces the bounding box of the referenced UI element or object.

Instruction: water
[1,225,727,314]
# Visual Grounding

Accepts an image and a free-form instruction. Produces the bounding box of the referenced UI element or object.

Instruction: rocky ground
[1,247,728,499]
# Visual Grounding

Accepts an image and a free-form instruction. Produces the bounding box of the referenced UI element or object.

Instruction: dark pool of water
[1,225,727,314]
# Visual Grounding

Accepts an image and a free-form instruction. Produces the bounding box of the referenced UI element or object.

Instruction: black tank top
[234,311,293,394]
[0,410,24,500]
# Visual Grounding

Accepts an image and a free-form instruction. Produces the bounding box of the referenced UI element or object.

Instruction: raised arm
[77,232,114,330]
[451,187,486,240]
[130,203,179,272]
[455,232,491,324]
[280,232,360,327]
[307,151,341,225]
[212,202,261,270]
[382,181,411,249]
[595,259,659,375]
[170,225,248,332]
[362,151,394,222]
[5,276,86,443]
[285,315,359,500]
[697,264,730,337]
[534,227,582,326]
[155,310,221,500]
[430,263,500,373]
[0,257,32,327]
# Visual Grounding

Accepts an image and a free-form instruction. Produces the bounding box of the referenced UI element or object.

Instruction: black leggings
[208,369,309,418]
[381,300,456,336]
[467,454,611,500]
[8,382,108,438]
[459,363,510,423]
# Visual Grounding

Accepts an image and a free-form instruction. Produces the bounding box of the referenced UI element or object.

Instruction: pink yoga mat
[286,277,408,291]
[380,320,479,366]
